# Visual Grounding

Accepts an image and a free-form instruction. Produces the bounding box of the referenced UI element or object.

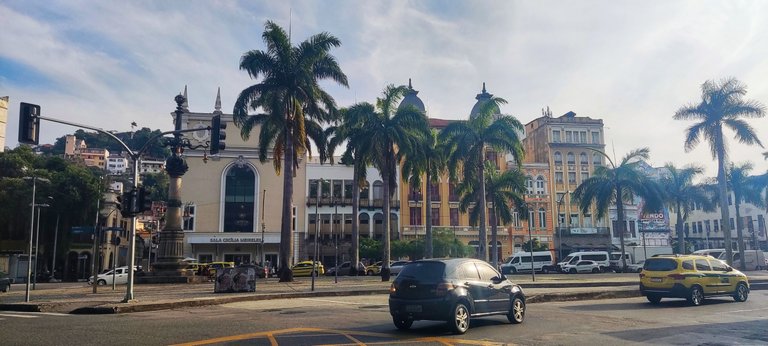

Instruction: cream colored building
[0,96,8,152]
[176,90,306,268]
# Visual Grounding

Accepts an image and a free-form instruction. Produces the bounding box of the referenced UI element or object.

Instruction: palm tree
[233,21,348,282]
[674,78,765,265]
[726,163,765,269]
[457,161,527,268]
[344,84,430,281]
[573,148,664,272]
[440,98,524,262]
[401,129,447,259]
[659,163,712,254]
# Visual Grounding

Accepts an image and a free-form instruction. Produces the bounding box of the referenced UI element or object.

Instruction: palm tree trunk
[278,122,294,282]
[478,161,488,262]
[381,155,392,281]
[734,200,747,270]
[491,207,498,268]
[351,161,361,276]
[425,170,433,259]
[717,152,734,266]
[616,185,628,272]
[676,202,685,254]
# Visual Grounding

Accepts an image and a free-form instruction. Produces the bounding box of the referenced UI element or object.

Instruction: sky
[2,0,768,178]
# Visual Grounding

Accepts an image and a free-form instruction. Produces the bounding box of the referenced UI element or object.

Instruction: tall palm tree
[457,161,527,268]
[674,78,765,266]
[233,21,348,282]
[401,129,447,258]
[573,148,664,272]
[440,99,524,262]
[660,163,712,254]
[726,163,765,269]
[344,85,430,281]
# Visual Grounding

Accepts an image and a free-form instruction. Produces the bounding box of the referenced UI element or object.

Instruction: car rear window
[398,261,445,281]
[643,258,678,271]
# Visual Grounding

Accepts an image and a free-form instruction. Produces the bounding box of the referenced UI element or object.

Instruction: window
[682,260,694,270]
[697,221,703,234]
[730,218,735,229]
[583,214,592,227]
[343,180,353,199]
[570,214,579,227]
[309,180,319,198]
[409,207,422,226]
[592,131,600,144]
[705,220,711,233]
[714,219,720,232]
[567,152,575,164]
[581,172,590,181]
[512,211,521,227]
[552,130,561,143]
[476,262,500,281]
[565,131,573,143]
[525,176,534,194]
[449,182,459,202]
[431,208,440,226]
[183,204,195,231]
[332,180,342,199]
[568,172,576,184]
[695,259,711,271]
[224,165,255,233]
[554,152,562,165]
[579,152,588,165]
[373,181,383,200]
[360,182,369,200]
[555,172,564,184]
[538,208,546,228]
[429,182,440,202]
[580,131,587,143]
[528,209,535,230]
[593,153,602,166]
[535,176,546,195]
[710,259,728,272]
[450,208,459,226]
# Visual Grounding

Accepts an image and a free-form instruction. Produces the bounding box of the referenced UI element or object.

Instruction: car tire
[97,279,107,286]
[646,294,662,304]
[688,285,704,306]
[507,296,525,324]
[448,302,471,334]
[367,270,374,276]
[1,284,8,292]
[510,267,517,274]
[541,267,549,274]
[393,316,413,330]
[569,268,576,274]
[733,282,749,302]
[591,268,600,273]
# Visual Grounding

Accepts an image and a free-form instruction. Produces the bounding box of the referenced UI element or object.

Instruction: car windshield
[644,258,678,271]
[398,261,444,281]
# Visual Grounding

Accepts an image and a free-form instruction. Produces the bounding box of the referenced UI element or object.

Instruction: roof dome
[398,79,426,114]
[469,82,499,118]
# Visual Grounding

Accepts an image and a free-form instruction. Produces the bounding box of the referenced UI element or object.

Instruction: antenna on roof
[542,106,552,118]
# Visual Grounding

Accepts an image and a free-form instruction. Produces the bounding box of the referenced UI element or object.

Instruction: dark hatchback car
[0,270,11,292]
[388,258,526,334]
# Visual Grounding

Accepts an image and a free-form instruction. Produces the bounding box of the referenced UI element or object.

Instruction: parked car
[625,260,645,273]
[640,254,749,306]
[561,260,602,274]
[88,266,141,285]
[206,262,235,277]
[366,261,386,276]
[557,251,610,272]
[389,258,525,334]
[0,270,11,292]
[291,261,324,277]
[500,251,554,274]
[390,261,409,276]
[326,261,366,276]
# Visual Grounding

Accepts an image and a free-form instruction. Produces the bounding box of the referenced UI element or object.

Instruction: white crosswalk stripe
[0,311,70,319]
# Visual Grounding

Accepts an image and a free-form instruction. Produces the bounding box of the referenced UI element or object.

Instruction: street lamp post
[334,196,338,284]
[526,203,535,282]
[24,175,49,302]
[50,207,60,282]
[311,180,322,292]
[92,177,103,294]
[261,189,266,273]
[32,203,49,290]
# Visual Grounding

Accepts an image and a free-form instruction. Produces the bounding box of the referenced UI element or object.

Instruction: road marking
[723,307,768,314]
[0,313,38,318]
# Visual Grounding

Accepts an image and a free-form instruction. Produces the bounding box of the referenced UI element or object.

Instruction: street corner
[170,327,515,346]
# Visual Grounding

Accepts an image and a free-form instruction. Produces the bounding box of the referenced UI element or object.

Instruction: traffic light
[135,186,152,214]
[210,114,226,155]
[119,190,134,218]
[18,102,41,145]
[115,194,123,212]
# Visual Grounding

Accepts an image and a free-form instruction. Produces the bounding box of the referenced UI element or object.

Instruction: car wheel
[97,279,107,286]
[688,285,704,306]
[510,267,517,274]
[367,270,374,276]
[733,282,749,302]
[541,267,549,274]
[646,294,662,304]
[393,316,413,330]
[569,268,576,274]
[1,284,7,292]
[448,302,470,334]
[507,296,525,324]
[591,268,600,273]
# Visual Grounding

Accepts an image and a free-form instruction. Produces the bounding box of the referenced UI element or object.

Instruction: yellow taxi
[639,254,749,306]
[291,261,324,277]
[206,261,235,277]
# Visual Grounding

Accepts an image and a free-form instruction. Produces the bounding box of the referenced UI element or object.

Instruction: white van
[693,248,726,259]
[718,250,766,271]
[500,251,554,274]
[558,251,610,272]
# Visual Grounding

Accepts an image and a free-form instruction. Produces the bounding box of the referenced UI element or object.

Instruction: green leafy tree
[232,21,348,282]
[343,85,430,280]
[440,98,524,262]
[674,78,765,265]
[573,148,664,272]
[660,164,713,254]
[522,238,549,252]
[359,237,382,261]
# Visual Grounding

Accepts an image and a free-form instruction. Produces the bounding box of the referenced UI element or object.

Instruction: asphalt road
[2,291,767,345]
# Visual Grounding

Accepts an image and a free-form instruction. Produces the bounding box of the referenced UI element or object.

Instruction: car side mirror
[726,266,733,272]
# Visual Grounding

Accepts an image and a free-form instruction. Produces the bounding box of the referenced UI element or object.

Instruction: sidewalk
[1,272,765,314]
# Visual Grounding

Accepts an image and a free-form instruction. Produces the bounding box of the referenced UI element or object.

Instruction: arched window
[525,176,534,194]
[224,165,256,232]
[567,152,575,164]
[579,152,588,165]
[372,181,383,200]
[593,153,602,166]
[554,152,562,165]
[535,176,546,195]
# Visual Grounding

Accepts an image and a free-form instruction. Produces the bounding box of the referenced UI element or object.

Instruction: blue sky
[2,0,768,176]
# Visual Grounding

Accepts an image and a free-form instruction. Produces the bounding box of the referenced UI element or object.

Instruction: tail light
[667,273,685,280]
[389,282,397,294]
[435,282,455,297]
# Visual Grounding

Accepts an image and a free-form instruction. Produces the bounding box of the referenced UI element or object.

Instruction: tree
[456,161,527,268]
[343,84,430,281]
[401,129,447,259]
[726,163,765,268]
[674,78,765,266]
[521,238,549,252]
[233,21,348,282]
[659,164,712,254]
[440,98,524,262]
[573,148,664,272]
